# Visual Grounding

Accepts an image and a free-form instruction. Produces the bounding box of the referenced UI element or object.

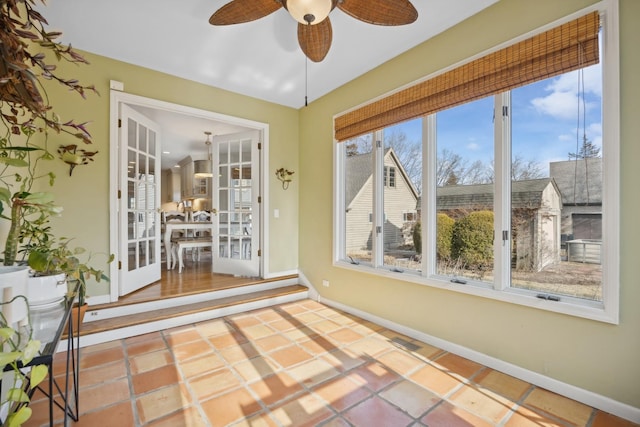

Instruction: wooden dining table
[163,221,213,270]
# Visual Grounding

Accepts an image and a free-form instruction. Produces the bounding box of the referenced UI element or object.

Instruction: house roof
[436,178,559,211]
[345,151,374,208]
[549,158,602,205]
[345,148,419,208]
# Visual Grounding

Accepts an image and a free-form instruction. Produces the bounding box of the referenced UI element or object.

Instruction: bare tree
[511,155,544,181]
[437,149,492,186]
[347,131,543,192]
[486,155,545,183]
[465,159,491,184]
[345,134,373,156]
[436,149,466,186]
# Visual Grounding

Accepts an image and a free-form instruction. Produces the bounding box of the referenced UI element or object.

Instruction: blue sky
[394,63,603,176]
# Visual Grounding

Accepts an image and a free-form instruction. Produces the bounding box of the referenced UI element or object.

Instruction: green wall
[41,52,300,296]
[299,0,639,410]
[39,0,639,412]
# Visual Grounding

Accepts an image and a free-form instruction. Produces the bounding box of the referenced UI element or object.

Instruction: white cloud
[558,121,602,151]
[588,122,602,136]
[466,142,480,151]
[531,90,582,119]
[548,66,602,97]
[530,65,602,119]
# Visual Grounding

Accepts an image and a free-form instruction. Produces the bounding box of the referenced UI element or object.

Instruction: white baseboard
[297,271,319,300]
[318,295,640,424]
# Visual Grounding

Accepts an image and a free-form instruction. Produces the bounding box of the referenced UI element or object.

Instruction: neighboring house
[345,148,419,253]
[436,179,563,271]
[549,158,602,240]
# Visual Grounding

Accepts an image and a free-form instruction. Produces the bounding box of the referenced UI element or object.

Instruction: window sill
[333,260,617,324]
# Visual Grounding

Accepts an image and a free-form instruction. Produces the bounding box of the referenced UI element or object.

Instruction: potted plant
[0,1,102,425]
[25,228,112,313]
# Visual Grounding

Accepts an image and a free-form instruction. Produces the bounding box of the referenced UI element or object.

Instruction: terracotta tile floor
[25,299,638,427]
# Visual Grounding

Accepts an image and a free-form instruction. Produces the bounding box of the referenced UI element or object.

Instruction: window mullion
[424,115,436,277]
[494,92,511,291]
[335,140,346,262]
[372,130,385,268]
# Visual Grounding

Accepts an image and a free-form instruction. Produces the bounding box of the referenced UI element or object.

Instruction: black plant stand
[2,282,81,426]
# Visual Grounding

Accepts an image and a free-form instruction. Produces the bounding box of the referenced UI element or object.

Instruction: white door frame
[108,90,270,304]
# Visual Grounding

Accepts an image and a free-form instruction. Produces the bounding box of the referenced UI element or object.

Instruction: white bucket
[0,265,30,328]
[27,273,68,307]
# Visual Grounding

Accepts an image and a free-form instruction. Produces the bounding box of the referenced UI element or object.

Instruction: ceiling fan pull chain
[305,20,310,107]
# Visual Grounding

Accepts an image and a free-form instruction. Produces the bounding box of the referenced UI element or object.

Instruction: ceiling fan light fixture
[285,0,332,25]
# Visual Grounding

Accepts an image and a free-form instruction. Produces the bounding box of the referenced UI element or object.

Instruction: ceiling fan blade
[338,0,418,26]
[209,0,282,25]
[298,18,332,62]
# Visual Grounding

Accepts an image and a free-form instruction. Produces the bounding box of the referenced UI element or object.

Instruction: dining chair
[162,211,187,264]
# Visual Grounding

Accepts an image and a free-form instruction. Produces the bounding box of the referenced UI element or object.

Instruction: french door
[118,104,162,295]
[212,131,260,277]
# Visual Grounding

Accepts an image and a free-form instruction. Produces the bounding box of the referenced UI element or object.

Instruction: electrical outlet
[322,280,329,287]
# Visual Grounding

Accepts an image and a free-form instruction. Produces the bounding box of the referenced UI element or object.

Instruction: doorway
[109,91,268,303]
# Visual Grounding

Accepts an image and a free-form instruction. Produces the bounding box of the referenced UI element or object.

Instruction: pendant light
[194,131,213,178]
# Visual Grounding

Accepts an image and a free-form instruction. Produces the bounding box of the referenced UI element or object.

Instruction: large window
[335,4,619,323]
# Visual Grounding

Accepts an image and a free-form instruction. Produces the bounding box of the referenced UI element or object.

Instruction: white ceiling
[40,0,497,167]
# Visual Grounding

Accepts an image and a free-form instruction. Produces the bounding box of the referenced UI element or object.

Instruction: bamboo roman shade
[335,11,600,142]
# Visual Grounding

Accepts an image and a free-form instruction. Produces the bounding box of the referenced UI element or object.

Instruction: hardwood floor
[77,254,303,338]
[96,254,296,309]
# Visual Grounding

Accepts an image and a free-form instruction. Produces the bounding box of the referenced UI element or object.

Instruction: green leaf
[0,187,10,204]
[30,364,48,388]
[21,340,41,364]
[27,250,49,272]
[0,351,21,366]
[0,158,28,167]
[24,192,55,204]
[0,146,40,152]
[7,387,30,403]
[0,327,16,340]
[6,406,32,427]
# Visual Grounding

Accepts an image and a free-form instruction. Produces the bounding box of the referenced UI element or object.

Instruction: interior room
[1,0,638,426]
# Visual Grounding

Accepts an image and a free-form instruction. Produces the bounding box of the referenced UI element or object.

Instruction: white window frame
[333,1,619,324]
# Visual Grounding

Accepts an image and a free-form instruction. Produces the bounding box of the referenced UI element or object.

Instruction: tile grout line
[61,300,634,427]
[162,325,214,427]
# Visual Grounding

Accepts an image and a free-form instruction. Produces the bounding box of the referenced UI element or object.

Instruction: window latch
[537,294,560,302]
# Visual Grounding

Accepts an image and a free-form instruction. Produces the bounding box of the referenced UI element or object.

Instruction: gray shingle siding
[549,158,602,206]
[436,178,559,211]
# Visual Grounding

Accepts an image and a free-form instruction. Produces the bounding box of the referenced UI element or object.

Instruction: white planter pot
[0,265,29,327]
[27,273,67,307]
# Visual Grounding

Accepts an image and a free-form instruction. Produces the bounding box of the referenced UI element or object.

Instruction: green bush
[412,221,422,254]
[452,210,494,268]
[436,213,455,260]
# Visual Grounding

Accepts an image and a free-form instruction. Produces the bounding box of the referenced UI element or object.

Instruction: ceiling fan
[209,0,418,62]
